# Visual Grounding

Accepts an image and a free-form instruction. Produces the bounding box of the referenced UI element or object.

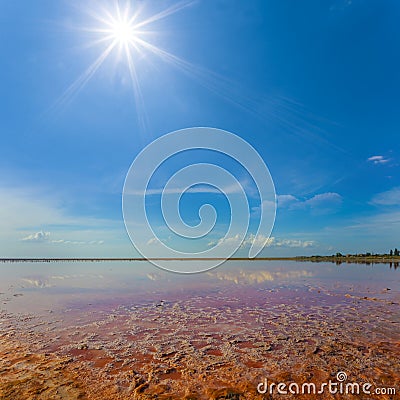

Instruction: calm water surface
[1,260,399,315]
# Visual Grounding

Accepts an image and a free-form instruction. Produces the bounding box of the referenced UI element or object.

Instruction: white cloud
[251,200,276,217]
[21,231,104,245]
[277,194,298,208]
[367,155,390,165]
[348,211,400,230]
[370,187,400,206]
[21,231,50,242]
[146,237,159,245]
[274,239,315,248]
[208,234,315,249]
[126,182,245,196]
[242,233,275,248]
[207,233,242,248]
[277,192,342,211]
[0,186,118,232]
[303,192,342,208]
[207,233,254,248]
[0,184,128,256]
[53,239,104,245]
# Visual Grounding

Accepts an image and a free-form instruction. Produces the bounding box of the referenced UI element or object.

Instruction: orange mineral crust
[1,277,399,400]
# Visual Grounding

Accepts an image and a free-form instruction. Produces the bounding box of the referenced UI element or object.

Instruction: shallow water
[0,260,399,399]
[1,260,399,314]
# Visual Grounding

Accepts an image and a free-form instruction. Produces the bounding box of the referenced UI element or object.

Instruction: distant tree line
[333,249,400,257]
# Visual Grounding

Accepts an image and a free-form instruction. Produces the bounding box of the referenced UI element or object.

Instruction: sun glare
[111,19,136,45]
[55,1,198,129]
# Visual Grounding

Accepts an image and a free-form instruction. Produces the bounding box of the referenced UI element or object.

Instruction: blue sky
[1,0,399,258]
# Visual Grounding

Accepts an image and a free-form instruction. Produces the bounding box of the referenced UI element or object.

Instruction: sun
[54,1,197,129]
[101,4,140,49]
[110,19,137,45]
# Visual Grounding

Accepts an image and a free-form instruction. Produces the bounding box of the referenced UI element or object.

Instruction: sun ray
[52,0,197,133]
[44,0,344,159]
[49,40,117,114]
[133,0,197,30]
[125,44,148,132]
[132,37,348,156]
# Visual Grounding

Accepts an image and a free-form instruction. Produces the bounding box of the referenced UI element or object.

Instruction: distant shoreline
[1,256,400,263]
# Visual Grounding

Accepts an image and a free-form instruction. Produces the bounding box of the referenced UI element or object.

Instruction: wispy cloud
[0,185,127,256]
[277,192,342,212]
[0,186,119,231]
[330,0,353,12]
[302,192,342,208]
[367,155,390,165]
[370,187,400,206]
[125,182,247,196]
[208,234,316,249]
[21,230,104,245]
[208,233,252,248]
[348,211,400,230]
[276,194,298,208]
[320,209,400,254]
[273,238,316,248]
[146,237,160,245]
[51,239,104,245]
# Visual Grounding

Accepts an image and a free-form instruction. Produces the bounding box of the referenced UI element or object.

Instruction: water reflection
[331,259,399,269]
[389,261,399,270]
[207,269,313,284]
[0,260,399,315]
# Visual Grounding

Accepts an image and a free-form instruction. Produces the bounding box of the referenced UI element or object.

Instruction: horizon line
[1,255,399,263]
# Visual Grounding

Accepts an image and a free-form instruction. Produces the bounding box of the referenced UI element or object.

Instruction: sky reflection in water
[1,260,398,315]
